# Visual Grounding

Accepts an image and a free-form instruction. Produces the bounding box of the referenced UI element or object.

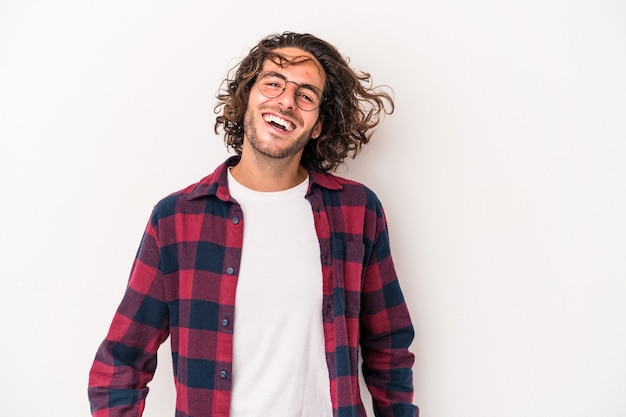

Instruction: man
[88,31,418,417]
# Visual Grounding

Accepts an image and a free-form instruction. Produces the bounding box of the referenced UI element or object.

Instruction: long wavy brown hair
[214,31,394,172]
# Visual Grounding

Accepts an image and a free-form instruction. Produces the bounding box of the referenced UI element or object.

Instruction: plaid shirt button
[219,370,228,379]
[226,267,235,275]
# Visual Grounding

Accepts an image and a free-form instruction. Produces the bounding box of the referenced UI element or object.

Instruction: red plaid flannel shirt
[88,156,418,417]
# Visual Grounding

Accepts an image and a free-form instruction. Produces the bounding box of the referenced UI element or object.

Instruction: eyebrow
[264,71,322,92]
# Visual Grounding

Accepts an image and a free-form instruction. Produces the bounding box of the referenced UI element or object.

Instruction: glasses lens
[258,73,286,98]
[294,86,321,111]
[257,72,322,111]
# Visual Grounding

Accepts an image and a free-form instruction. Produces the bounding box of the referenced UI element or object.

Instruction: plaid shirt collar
[186,155,343,202]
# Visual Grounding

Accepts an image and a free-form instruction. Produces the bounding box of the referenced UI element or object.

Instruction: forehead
[262,47,326,86]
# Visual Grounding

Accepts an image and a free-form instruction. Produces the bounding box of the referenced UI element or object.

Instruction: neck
[230,153,307,192]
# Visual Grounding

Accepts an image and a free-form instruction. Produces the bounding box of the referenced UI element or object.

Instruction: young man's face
[242,47,325,162]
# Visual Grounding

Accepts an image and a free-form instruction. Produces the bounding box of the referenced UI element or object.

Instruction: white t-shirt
[228,170,333,417]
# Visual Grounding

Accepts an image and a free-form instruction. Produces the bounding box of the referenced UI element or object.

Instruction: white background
[1,1,625,416]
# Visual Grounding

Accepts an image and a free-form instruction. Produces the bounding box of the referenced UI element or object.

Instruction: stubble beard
[243,107,314,162]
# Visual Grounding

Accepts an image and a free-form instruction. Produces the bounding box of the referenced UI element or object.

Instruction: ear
[311,119,323,139]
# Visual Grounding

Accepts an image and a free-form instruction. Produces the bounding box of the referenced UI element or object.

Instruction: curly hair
[214,31,394,172]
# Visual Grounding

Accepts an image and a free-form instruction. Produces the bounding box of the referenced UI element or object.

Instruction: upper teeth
[264,114,293,131]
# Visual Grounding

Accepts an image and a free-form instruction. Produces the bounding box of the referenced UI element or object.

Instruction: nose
[275,81,299,109]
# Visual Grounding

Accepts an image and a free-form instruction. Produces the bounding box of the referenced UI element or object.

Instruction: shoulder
[312,170,384,214]
[149,157,235,224]
[150,182,202,220]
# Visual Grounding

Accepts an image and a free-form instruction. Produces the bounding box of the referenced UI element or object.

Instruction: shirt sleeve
[359,204,419,417]
[88,212,170,417]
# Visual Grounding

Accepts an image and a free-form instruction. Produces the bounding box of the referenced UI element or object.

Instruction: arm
[88,215,170,417]
[360,206,418,417]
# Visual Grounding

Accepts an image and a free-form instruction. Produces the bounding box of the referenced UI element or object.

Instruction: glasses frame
[255,71,325,112]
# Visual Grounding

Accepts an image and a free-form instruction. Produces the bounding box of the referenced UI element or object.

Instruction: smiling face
[241,47,325,163]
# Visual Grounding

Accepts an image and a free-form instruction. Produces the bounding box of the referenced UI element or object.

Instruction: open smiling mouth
[263,114,295,132]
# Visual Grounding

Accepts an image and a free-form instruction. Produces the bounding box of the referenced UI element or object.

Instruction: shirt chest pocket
[331,239,365,317]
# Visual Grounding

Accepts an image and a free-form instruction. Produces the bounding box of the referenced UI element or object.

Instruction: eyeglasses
[255,71,324,112]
